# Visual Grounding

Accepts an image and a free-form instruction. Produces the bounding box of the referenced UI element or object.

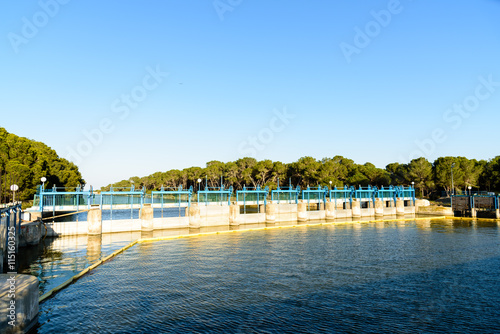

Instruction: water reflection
[35,218,500,333]
[86,235,101,264]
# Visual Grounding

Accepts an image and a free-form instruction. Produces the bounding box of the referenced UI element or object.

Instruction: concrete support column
[0,274,39,334]
[471,208,477,218]
[352,199,361,218]
[396,199,405,216]
[496,209,499,219]
[325,201,336,221]
[318,202,325,211]
[259,204,266,214]
[140,205,154,231]
[266,202,276,223]
[375,199,384,217]
[189,203,201,228]
[31,211,42,221]
[87,208,102,235]
[19,221,42,247]
[297,201,308,222]
[229,203,240,226]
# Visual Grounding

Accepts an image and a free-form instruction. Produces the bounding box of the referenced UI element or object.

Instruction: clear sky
[1,0,500,188]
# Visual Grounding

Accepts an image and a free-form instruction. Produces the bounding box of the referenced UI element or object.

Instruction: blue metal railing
[197,184,233,205]
[355,186,377,207]
[236,185,269,214]
[151,186,192,218]
[302,185,328,211]
[271,181,300,204]
[32,182,417,217]
[0,203,22,273]
[329,186,354,209]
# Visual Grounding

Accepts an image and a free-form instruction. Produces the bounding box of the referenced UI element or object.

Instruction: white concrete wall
[240,213,266,224]
[336,209,353,219]
[198,205,230,226]
[308,210,326,221]
[102,219,142,233]
[153,217,189,229]
[360,208,375,217]
[383,207,397,216]
[275,203,298,222]
[45,220,88,237]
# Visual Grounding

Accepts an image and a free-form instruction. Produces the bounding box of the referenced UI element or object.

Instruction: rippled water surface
[35,219,500,333]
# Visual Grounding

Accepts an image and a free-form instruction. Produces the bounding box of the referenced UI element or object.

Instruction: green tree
[405,158,433,197]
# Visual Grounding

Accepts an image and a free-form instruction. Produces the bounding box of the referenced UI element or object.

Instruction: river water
[29,218,500,333]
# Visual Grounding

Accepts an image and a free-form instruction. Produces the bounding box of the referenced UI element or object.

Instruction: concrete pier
[30,211,42,221]
[352,199,361,218]
[471,208,477,218]
[229,204,240,226]
[140,205,154,231]
[496,209,499,219]
[266,202,276,223]
[0,274,38,334]
[29,198,418,236]
[87,208,102,235]
[375,199,384,217]
[396,199,405,216]
[325,201,336,221]
[189,203,201,228]
[297,201,308,222]
[19,221,42,247]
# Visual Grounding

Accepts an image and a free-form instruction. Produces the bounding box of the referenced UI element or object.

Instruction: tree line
[1,125,498,202]
[102,155,500,199]
[0,127,85,203]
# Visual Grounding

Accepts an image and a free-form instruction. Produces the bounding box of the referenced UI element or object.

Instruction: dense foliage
[102,156,499,198]
[0,128,85,203]
[1,126,497,202]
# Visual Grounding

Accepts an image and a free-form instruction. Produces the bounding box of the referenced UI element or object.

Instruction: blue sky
[1,0,500,188]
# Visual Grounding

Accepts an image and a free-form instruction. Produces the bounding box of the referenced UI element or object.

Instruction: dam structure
[24,183,422,237]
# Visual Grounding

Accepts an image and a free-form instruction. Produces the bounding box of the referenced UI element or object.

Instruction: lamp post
[451,163,456,208]
[468,186,472,196]
[451,163,455,196]
[197,178,201,192]
[10,184,19,203]
[41,177,47,190]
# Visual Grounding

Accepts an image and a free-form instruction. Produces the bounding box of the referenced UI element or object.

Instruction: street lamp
[451,163,456,208]
[468,186,472,196]
[451,163,456,196]
[10,184,19,202]
[41,177,47,190]
[197,178,202,192]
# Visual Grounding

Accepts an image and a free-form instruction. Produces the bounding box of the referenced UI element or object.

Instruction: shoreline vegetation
[0,128,84,203]
[103,156,499,200]
[1,127,499,203]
